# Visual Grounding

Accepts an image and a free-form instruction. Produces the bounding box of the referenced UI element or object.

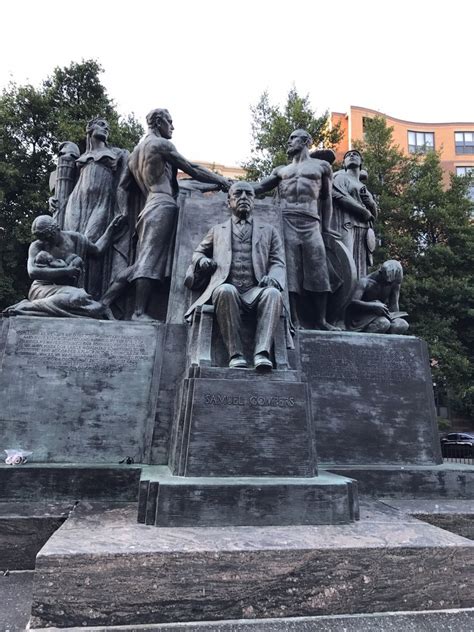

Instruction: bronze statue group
[4,109,408,369]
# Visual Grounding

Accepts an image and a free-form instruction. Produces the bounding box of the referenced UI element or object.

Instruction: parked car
[440,432,474,458]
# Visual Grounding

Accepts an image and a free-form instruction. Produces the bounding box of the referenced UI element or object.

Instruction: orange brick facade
[331,106,474,186]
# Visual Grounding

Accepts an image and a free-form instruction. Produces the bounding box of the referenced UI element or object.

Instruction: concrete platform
[30,500,474,629]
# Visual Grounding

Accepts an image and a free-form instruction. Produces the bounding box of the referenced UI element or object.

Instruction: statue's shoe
[229,354,248,369]
[254,352,273,371]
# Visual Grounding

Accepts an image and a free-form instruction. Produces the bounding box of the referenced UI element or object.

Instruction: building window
[408,131,435,153]
[456,166,474,177]
[456,166,474,201]
[455,132,474,154]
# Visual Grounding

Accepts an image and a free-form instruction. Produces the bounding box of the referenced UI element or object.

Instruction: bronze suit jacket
[184,218,286,320]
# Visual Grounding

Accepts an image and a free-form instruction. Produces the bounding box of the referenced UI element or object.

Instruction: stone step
[328,463,474,498]
[0,502,70,570]
[0,464,141,503]
[381,498,474,540]
[138,467,359,527]
[27,608,474,632]
[192,366,301,382]
[29,500,474,629]
[4,573,474,632]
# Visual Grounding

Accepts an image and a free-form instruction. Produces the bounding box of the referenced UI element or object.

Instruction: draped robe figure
[332,150,377,279]
[62,118,130,299]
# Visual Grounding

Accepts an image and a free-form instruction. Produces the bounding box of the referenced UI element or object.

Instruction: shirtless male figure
[254,129,339,330]
[108,108,231,320]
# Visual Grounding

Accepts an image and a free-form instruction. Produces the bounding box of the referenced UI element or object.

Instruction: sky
[1,0,473,166]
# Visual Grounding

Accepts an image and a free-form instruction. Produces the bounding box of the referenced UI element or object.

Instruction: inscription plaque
[15,332,150,373]
[171,377,316,477]
[0,317,163,463]
[300,331,442,466]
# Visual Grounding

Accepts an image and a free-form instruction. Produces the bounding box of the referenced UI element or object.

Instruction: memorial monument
[0,109,472,630]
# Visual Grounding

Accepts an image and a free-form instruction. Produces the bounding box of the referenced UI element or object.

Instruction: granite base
[30,500,474,629]
[0,502,68,571]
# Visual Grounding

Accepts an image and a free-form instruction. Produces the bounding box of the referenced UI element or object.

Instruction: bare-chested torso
[128,134,178,202]
[276,158,329,215]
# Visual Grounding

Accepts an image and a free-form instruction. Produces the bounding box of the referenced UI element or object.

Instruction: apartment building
[332,105,474,196]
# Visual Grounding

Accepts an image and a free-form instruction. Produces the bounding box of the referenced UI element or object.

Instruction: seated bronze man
[184,182,286,370]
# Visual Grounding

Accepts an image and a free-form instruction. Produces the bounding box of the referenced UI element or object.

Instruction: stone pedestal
[148,363,358,528]
[298,331,442,466]
[170,368,314,477]
[0,317,163,463]
[138,466,358,527]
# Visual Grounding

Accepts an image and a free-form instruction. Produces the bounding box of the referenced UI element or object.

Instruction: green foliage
[0,59,143,309]
[437,417,450,431]
[355,117,474,421]
[243,88,343,180]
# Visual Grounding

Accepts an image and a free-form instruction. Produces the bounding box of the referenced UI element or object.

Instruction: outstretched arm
[160,141,231,190]
[253,170,281,196]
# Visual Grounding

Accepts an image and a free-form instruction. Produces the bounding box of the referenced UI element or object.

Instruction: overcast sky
[1,0,473,165]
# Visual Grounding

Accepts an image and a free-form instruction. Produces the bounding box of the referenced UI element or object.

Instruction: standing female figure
[63,118,130,299]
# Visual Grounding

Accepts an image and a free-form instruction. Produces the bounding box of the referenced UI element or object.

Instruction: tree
[355,117,474,421]
[0,60,143,309]
[243,88,343,180]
